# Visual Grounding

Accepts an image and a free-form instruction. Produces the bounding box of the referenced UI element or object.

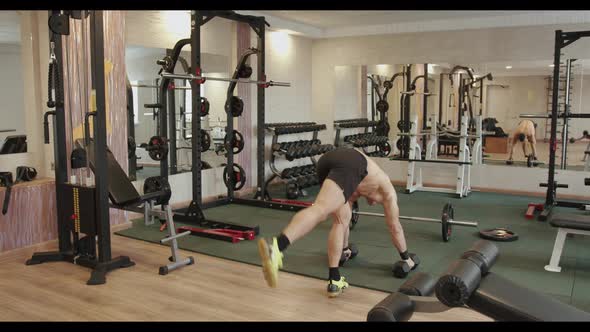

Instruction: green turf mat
[116,186,590,313]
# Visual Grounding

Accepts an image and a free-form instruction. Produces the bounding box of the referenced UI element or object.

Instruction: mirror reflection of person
[508,120,537,162]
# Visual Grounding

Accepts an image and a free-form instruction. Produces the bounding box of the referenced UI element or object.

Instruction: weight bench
[368,240,590,321]
[545,213,590,273]
[86,142,194,275]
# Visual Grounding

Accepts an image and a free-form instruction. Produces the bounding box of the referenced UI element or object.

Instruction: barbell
[350,202,478,242]
[160,72,291,87]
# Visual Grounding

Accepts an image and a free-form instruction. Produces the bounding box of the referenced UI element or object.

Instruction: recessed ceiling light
[505,66,512,69]
[549,64,555,67]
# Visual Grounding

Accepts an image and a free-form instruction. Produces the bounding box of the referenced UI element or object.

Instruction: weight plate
[238,64,253,79]
[227,96,244,117]
[479,228,519,242]
[147,136,168,161]
[200,97,210,117]
[350,201,360,230]
[224,130,245,154]
[143,176,172,205]
[223,163,246,190]
[442,203,453,242]
[200,130,211,151]
[376,100,389,113]
[397,120,405,131]
[376,141,392,157]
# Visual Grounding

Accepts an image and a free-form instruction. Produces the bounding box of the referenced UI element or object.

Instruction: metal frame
[162,11,275,218]
[539,29,590,221]
[26,10,134,285]
[404,114,472,198]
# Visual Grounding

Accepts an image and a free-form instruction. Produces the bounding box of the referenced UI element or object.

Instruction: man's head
[518,133,526,142]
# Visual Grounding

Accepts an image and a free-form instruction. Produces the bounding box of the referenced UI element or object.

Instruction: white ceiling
[237,10,590,39]
[0,11,21,44]
[258,11,536,29]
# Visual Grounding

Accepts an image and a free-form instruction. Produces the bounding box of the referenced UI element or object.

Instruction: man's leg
[508,136,517,161]
[258,179,346,288]
[326,204,352,297]
[522,140,528,158]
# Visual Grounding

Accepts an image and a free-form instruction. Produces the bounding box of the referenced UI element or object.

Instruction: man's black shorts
[316,148,368,202]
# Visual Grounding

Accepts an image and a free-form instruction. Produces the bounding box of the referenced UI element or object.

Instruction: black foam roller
[367,292,415,322]
[460,240,499,275]
[398,272,436,297]
[435,259,482,307]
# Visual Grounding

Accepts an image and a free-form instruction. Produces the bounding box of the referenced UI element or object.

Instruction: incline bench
[87,142,195,275]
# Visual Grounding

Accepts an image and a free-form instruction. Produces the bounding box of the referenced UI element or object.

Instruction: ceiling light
[505,66,512,69]
[549,64,555,67]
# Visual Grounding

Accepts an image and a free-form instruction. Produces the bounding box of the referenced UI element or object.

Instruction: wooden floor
[0,234,491,321]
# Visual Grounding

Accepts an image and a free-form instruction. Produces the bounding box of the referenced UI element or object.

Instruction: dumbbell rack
[263,122,334,199]
[334,118,391,157]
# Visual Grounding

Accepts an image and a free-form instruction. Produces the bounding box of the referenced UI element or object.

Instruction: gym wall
[484,75,547,139]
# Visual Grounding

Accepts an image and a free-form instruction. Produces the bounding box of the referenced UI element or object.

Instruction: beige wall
[484,76,547,139]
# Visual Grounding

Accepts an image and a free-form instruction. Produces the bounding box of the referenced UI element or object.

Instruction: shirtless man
[258,147,418,297]
[508,120,537,163]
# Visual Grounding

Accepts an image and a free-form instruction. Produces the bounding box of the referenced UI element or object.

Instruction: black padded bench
[368,240,590,321]
[545,213,590,273]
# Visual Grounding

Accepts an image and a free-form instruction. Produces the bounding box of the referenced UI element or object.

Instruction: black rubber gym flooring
[116,186,590,313]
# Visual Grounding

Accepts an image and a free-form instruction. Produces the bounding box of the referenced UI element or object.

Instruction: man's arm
[381,188,408,254]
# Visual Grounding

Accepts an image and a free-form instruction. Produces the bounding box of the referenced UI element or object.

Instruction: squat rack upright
[539,29,590,221]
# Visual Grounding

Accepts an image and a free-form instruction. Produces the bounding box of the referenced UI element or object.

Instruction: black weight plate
[200,97,210,117]
[376,100,389,113]
[479,228,519,242]
[143,176,172,205]
[200,130,211,151]
[224,130,245,154]
[147,136,168,161]
[397,120,405,131]
[376,142,392,157]
[350,201,360,230]
[442,203,453,242]
[223,163,246,190]
[228,96,244,117]
[238,64,253,79]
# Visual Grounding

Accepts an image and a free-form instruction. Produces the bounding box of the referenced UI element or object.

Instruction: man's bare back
[349,149,396,205]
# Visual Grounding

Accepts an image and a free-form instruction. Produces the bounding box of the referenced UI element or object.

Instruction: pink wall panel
[0,180,57,252]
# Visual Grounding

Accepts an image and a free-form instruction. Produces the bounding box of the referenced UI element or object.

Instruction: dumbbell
[392,253,421,278]
[281,168,295,178]
[300,166,313,176]
[300,145,313,157]
[296,175,311,188]
[339,243,359,266]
